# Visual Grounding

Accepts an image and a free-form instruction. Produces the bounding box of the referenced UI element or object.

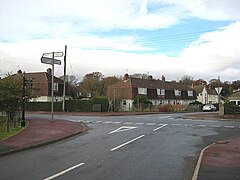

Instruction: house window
[138,87,147,95]
[188,90,193,96]
[174,90,181,96]
[157,88,165,96]
[123,100,127,106]
[53,83,58,91]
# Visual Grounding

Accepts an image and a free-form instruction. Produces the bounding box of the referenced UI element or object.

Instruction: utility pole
[21,72,26,127]
[62,45,67,112]
[51,52,55,121]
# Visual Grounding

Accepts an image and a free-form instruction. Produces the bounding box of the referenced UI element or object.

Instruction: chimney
[148,75,153,80]
[161,75,165,81]
[47,68,52,75]
[17,70,22,74]
[123,73,129,81]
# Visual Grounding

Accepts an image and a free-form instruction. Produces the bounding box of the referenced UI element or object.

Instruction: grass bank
[0,115,25,142]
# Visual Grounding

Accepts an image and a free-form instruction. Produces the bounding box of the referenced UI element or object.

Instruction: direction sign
[43,52,64,58]
[41,56,61,65]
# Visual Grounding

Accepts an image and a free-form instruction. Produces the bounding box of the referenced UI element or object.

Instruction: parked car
[202,104,217,112]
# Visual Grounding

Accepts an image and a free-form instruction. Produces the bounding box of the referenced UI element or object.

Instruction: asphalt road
[0,113,239,180]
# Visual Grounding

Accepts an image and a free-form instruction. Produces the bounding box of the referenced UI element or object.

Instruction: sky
[0,0,240,82]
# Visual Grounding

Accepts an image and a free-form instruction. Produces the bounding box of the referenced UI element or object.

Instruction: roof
[227,91,240,100]
[12,72,63,84]
[194,85,205,95]
[109,78,194,91]
[194,85,217,95]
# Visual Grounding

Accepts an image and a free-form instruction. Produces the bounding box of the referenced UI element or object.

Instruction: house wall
[30,96,71,102]
[120,99,134,111]
[197,87,218,104]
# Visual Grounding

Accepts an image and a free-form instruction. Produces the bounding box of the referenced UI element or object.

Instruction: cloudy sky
[0,0,240,82]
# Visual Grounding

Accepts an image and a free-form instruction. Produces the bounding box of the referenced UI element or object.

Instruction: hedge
[26,97,109,112]
[224,102,240,115]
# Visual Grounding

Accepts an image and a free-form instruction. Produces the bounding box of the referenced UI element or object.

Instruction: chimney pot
[47,68,52,75]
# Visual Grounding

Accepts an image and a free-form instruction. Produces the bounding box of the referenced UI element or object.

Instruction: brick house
[107,74,196,111]
[12,69,68,102]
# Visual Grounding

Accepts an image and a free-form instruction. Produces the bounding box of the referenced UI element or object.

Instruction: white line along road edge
[153,124,168,132]
[111,135,145,151]
[43,163,85,180]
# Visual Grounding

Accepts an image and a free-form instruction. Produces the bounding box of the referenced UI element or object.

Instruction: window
[53,83,58,91]
[174,90,181,96]
[138,87,147,95]
[157,88,165,95]
[188,90,193,96]
[123,100,127,106]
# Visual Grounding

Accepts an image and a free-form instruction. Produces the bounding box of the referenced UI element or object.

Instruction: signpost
[41,52,63,121]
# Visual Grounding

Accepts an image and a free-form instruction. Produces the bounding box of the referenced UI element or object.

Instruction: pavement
[0,112,239,180]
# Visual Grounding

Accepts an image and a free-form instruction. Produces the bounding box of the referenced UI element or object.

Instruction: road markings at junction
[109,126,138,134]
[135,122,145,125]
[110,135,145,151]
[224,125,235,128]
[146,123,156,126]
[153,124,168,131]
[196,124,207,127]
[43,163,85,180]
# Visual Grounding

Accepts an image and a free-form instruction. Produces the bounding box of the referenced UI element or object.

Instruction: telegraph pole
[21,72,26,127]
[62,45,67,111]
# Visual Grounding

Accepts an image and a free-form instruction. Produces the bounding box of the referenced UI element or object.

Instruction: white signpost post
[41,52,63,121]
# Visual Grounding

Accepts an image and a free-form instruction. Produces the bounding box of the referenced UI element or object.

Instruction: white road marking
[146,123,156,126]
[110,135,145,151]
[171,124,181,126]
[123,122,134,125]
[153,124,168,131]
[43,163,85,180]
[224,125,235,128]
[95,121,102,123]
[109,126,138,134]
[112,121,122,124]
[135,122,145,125]
[184,124,193,127]
[103,121,113,124]
[196,124,207,127]
[210,125,221,128]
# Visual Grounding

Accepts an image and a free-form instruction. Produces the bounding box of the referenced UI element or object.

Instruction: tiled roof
[109,78,194,91]
[194,85,205,94]
[12,72,63,84]
[129,78,193,91]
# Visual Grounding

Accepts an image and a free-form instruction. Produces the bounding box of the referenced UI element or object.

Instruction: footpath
[0,112,239,180]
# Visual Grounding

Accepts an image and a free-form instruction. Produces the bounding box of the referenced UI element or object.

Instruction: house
[107,74,196,111]
[194,85,219,104]
[226,91,240,106]
[12,69,69,102]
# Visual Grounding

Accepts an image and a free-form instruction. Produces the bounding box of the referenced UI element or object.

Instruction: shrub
[92,96,109,112]
[224,102,240,115]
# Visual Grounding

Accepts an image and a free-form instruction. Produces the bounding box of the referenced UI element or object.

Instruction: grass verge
[0,116,26,142]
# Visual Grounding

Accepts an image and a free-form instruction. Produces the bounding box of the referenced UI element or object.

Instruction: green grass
[0,116,25,142]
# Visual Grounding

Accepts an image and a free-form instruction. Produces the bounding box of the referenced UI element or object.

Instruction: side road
[0,118,85,157]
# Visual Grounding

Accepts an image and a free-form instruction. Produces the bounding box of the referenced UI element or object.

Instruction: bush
[65,100,92,112]
[224,102,240,115]
[26,102,62,111]
[159,105,173,112]
[92,96,109,112]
